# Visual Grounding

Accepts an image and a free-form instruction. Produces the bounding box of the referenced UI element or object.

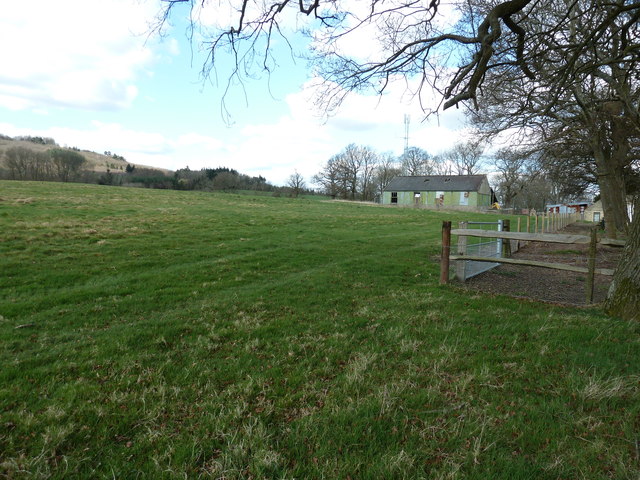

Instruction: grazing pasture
[1,181,639,479]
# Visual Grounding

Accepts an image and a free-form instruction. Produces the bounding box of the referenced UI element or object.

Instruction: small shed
[584,201,604,223]
[382,175,493,208]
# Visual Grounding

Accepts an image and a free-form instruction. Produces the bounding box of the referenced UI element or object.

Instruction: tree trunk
[597,162,629,236]
[591,132,629,237]
[608,114,632,232]
[605,196,640,321]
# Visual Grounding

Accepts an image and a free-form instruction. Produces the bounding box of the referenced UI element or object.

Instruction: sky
[0,0,470,186]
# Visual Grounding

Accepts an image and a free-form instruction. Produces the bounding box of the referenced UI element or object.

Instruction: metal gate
[457,220,503,280]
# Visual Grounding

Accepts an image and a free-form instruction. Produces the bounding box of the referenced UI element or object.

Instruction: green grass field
[1,181,639,479]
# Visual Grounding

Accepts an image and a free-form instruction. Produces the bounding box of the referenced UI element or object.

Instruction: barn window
[391,192,398,204]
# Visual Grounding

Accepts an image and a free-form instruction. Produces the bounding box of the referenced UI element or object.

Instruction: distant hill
[0,135,168,174]
[0,134,285,194]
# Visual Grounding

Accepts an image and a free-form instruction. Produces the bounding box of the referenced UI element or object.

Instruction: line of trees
[4,146,87,182]
[489,148,603,212]
[13,135,57,145]
[171,167,272,192]
[92,166,283,193]
[0,135,291,194]
[0,144,298,195]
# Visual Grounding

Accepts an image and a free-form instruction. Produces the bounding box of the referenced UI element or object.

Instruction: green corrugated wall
[382,190,491,207]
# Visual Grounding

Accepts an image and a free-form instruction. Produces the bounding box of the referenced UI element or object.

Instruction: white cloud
[177,132,223,150]
[291,77,468,153]
[167,38,181,56]
[0,94,30,111]
[235,116,334,180]
[0,0,162,111]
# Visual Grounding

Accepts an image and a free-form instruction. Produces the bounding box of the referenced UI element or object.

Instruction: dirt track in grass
[462,223,623,306]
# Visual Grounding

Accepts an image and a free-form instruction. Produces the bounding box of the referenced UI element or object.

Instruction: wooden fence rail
[452,229,593,244]
[449,255,615,276]
[440,221,625,304]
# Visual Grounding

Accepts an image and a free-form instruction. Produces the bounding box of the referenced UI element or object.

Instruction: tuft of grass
[1,181,639,479]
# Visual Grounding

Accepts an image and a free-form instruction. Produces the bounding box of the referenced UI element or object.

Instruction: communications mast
[403,114,410,154]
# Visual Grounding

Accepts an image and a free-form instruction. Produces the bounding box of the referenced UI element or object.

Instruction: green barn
[382,175,494,209]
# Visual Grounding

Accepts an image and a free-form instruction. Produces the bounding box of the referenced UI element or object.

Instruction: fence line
[440,221,624,304]
[520,212,580,234]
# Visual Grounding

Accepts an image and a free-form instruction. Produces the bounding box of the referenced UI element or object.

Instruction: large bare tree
[286,170,306,197]
[313,144,379,200]
[460,0,640,318]
[399,147,433,176]
[373,152,402,198]
[155,1,639,114]
[153,0,545,113]
[491,148,537,209]
[441,140,485,176]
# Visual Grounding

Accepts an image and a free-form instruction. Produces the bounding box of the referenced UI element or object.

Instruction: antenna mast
[403,114,410,154]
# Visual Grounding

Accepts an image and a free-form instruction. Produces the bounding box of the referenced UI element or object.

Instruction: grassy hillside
[0,137,164,173]
[1,181,638,479]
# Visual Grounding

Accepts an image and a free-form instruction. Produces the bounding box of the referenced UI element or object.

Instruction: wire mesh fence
[456,221,503,281]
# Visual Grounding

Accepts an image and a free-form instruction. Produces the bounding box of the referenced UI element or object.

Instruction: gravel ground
[461,223,623,306]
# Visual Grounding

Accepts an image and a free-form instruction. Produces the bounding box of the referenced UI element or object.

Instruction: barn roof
[384,175,487,192]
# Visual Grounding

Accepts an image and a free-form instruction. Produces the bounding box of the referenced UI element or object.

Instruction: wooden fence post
[440,221,452,285]
[502,219,512,257]
[585,226,598,304]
